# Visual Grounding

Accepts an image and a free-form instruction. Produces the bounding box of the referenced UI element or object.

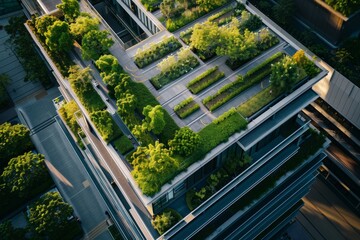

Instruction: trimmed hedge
[174,98,200,119]
[134,36,182,68]
[187,66,225,94]
[150,55,199,90]
[114,135,134,155]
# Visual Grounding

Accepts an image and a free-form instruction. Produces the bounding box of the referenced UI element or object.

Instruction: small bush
[90,110,122,143]
[152,209,182,235]
[113,135,134,155]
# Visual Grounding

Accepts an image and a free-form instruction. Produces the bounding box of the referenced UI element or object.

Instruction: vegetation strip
[134,36,182,68]
[187,66,225,94]
[203,52,284,111]
[174,98,200,119]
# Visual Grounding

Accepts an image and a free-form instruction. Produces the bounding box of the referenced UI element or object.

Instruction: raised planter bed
[134,36,182,68]
[203,52,284,111]
[187,66,225,94]
[174,97,200,119]
[150,54,199,90]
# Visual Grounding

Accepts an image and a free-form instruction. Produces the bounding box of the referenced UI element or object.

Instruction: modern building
[23,1,330,239]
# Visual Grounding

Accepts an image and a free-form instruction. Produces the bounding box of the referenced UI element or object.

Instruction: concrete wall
[313,70,360,129]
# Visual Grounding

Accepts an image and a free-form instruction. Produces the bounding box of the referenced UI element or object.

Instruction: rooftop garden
[187,66,225,94]
[134,36,182,68]
[150,47,199,89]
[174,97,200,119]
[160,0,232,32]
[323,0,360,16]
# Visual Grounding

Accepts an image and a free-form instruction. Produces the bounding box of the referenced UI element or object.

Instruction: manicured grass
[113,135,134,155]
[237,87,281,117]
[174,98,200,119]
[134,36,182,68]
[150,55,199,90]
[187,66,225,94]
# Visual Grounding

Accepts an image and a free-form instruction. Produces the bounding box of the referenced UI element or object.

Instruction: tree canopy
[131,141,179,195]
[57,0,80,22]
[81,30,114,60]
[0,152,48,198]
[142,105,166,134]
[270,56,300,92]
[45,20,73,52]
[190,21,219,52]
[169,127,200,157]
[35,15,58,37]
[0,122,32,169]
[70,13,99,41]
[196,0,227,12]
[28,191,73,238]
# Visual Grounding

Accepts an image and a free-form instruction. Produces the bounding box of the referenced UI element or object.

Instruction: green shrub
[134,36,181,68]
[90,110,122,143]
[113,135,134,155]
[187,67,225,94]
[174,98,200,119]
[212,107,237,124]
[169,127,200,157]
[152,209,182,235]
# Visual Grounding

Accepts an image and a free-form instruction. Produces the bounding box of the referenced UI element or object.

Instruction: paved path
[294,177,360,240]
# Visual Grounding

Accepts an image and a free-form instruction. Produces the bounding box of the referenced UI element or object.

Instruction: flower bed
[174,97,200,119]
[187,66,225,94]
[203,52,283,111]
[134,36,182,68]
[150,51,199,90]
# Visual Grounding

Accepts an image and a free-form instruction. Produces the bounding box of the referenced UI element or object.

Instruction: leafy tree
[0,221,26,240]
[196,0,227,12]
[35,15,58,37]
[95,54,123,75]
[117,92,137,116]
[45,20,73,52]
[131,141,179,195]
[270,56,300,92]
[70,13,99,41]
[81,30,114,60]
[190,21,219,52]
[292,49,319,77]
[57,0,80,22]
[142,105,166,134]
[273,0,294,26]
[169,127,200,157]
[160,0,175,19]
[68,65,92,90]
[28,191,73,238]
[152,210,180,235]
[0,152,48,198]
[0,122,32,169]
[90,110,116,142]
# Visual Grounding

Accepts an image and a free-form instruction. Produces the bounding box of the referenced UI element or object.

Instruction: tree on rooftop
[45,20,73,52]
[270,55,300,92]
[28,192,73,238]
[57,0,80,22]
[142,105,166,135]
[0,122,32,170]
[70,13,99,41]
[160,0,175,19]
[292,49,319,77]
[117,92,137,116]
[81,30,114,61]
[35,15,58,37]
[0,152,49,198]
[131,141,179,195]
[95,54,123,75]
[169,127,200,157]
[152,210,179,235]
[190,21,219,52]
[196,0,227,12]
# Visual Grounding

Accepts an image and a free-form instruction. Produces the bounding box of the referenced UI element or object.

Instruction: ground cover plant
[174,97,200,119]
[187,66,225,93]
[162,0,231,32]
[150,48,199,89]
[134,36,182,68]
[203,52,284,111]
